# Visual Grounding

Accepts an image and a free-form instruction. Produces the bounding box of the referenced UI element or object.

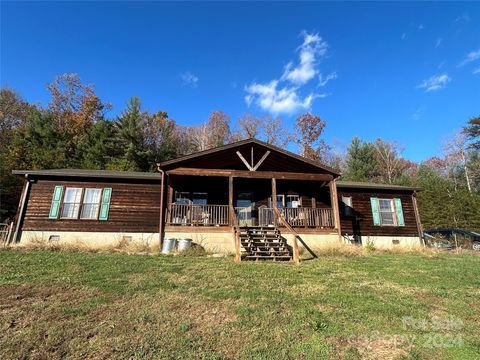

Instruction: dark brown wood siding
[22,179,160,233]
[337,188,419,237]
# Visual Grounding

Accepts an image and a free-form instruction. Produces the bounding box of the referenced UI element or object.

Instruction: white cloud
[245,32,334,115]
[281,32,328,85]
[245,80,321,114]
[411,107,425,121]
[180,71,199,87]
[458,49,480,67]
[417,73,451,92]
[474,67,480,75]
[435,38,442,48]
[318,72,337,87]
[454,13,471,23]
[418,24,425,31]
[401,33,407,40]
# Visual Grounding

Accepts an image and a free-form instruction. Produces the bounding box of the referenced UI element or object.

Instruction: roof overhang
[12,169,161,181]
[337,181,422,192]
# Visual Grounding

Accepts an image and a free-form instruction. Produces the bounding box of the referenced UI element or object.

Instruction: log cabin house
[10,139,423,262]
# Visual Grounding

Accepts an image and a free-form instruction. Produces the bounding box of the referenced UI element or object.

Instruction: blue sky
[1,1,479,162]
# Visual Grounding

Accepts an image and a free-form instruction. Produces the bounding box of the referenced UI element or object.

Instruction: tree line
[1,73,479,231]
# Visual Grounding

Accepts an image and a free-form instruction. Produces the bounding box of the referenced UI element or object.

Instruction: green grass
[0,249,479,359]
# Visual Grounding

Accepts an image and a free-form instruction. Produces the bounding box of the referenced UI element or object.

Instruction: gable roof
[159,138,340,176]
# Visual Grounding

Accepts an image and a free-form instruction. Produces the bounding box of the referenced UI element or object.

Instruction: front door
[236,192,253,226]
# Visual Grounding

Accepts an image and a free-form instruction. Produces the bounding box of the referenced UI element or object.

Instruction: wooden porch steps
[239,226,292,262]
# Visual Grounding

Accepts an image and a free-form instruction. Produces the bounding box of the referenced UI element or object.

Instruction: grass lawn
[0,249,479,359]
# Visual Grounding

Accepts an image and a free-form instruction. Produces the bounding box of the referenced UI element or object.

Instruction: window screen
[61,188,82,219]
[80,188,102,219]
[378,199,395,225]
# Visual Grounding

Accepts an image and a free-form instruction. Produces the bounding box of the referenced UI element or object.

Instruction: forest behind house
[1,74,479,231]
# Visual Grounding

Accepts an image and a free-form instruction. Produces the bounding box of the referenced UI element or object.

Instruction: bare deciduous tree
[237,113,261,139]
[188,123,210,152]
[373,139,405,184]
[47,73,111,134]
[208,111,231,148]
[443,131,473,193]
[263,115,291,148]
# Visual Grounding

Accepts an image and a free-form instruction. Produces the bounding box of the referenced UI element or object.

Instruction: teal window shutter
[370,197,381,226]
[49,186,64,219]
[394,198,405,226]
[98,188,112,221]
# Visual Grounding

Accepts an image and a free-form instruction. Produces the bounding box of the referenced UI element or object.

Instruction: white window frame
[342,196,353,216]
[60,187,83,219]
[286,195,301,208]
[378,198,397,226]
[80,188,102,220]
[276,194,285,208]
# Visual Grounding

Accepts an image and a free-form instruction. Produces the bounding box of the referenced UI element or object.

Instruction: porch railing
[259,207,334,228]
[235,207,251,227]
[166,204,334,228]
[167,204,230,226]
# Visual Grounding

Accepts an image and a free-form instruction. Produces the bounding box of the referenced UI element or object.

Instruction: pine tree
[8,110,68,170]
[76,119,119,169]
[464,116,480,150]
[115,97,150,171]
[416,164,480,232]
[343,137,377,181]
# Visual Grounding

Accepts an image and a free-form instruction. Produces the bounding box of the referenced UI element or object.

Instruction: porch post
[166,175,173,225]
[271,178,277,225]
[158,168,165,249]
[228,176,233,225]
[230,176,241,262]
[329,180,342,243]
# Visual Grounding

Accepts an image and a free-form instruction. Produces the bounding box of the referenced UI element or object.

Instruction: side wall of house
[337,188,422,248]
[21,178,161,234]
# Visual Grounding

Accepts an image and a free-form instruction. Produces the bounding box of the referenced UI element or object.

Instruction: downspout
[156,164,165,251]
[12,174,31,244]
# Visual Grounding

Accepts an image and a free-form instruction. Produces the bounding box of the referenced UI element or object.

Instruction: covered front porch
[163,169,340,231]
[157,139,343,263]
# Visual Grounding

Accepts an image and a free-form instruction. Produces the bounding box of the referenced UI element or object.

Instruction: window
[61,188,82,219]
[378,199,396,226]
[276,195,285,208]
[342,196,353,216]
[192,192,208,205]
[370,197,405,227]
[286,195,300,208]
[49,186,111,221]
[80,188,102,219]
[175,192,190,205]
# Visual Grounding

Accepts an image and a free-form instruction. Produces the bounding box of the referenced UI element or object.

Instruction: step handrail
[230,205,241,262]
[273,207,300,265]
